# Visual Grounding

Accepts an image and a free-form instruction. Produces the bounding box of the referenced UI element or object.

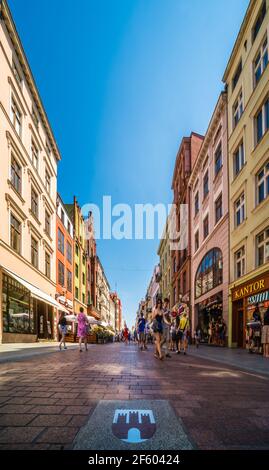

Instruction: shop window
[195,248,223,299]
[234,246,246,279]
[256,227,269,266]
[2,274,33,334]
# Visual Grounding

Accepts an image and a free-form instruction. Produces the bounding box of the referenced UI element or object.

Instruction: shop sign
[248,290,269,305]
[232,278,268,301]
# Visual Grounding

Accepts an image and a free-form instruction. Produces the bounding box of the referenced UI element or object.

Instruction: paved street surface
[0,342,269,450]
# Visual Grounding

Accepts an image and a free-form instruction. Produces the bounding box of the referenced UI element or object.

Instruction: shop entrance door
[237,308,244,348]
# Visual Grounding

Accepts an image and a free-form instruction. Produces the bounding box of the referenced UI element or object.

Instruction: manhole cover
[73,400,194,450]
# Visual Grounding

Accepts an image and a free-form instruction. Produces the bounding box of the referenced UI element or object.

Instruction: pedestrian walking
[161,297,171,358]
[123,325,129,344]
[194,325,201,348]
[262,307,269,358]
[170,320,177,351]
[176,311,189,355]
[138,312,147,350]
[77,307,89,352]
[152,299,164,360]
[58,312,67,351]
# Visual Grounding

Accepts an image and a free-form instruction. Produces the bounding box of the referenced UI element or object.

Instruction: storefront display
[195,292,223,343]
[231,271,269,351]
[2,273,34,334]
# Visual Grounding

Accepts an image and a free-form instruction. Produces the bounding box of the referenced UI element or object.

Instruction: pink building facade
[189,92,229,342]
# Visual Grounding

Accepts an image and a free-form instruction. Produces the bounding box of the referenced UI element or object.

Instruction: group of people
[207,317,227,346]
[58,307,90,352]
[136,298,190,360]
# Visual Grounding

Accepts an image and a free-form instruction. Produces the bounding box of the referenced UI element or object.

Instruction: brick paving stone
[52,392,79,399]
[36,427,79,444]
[67,415,89,427]
[30,405,65,415]
[0,426,44,443]
[30,415,71,427]
[0,414,36,426]
[25,397,59,405]
[0,404,34,414]
[62,406,93,415]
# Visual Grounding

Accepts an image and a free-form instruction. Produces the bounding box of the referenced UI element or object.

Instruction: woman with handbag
[152,299,164,360]
[77,307,89,352]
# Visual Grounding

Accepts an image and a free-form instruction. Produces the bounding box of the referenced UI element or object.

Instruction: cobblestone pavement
[0,342,268,450]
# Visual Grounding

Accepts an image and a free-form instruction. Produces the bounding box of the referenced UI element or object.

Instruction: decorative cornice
[5,192,27,220]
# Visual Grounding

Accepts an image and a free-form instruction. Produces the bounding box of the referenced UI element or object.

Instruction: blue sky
[10,0,249,327]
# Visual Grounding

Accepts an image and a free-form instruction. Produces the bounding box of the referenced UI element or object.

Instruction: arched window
[195,248,223,299]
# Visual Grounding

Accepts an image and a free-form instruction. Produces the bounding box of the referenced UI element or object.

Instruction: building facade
[189,93,229,341]
[65,197,87,314]
[56,194,74,315]
[96,256,110,324]
[84,211,100,320]
[171,133,204,321]
[223,0,269,347]
[0,0,61,343]
[157,213,172,303]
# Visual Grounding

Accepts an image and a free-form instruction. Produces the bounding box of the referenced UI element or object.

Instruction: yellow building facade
[157,214,172,303]
[223,0,269,347]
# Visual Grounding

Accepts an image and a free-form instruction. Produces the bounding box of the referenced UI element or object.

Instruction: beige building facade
[0,0,61,343]
[157,214,172,303]
[223,0,269,347]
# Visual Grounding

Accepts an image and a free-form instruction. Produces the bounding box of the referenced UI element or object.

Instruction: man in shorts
[138,312,146,350]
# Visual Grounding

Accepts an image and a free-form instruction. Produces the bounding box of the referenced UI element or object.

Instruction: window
[11,97,22,136]
[32,106,39,129]
[194,191,199,215]
[203,170,209,199]
[75,287,79,299]
[45,252,50,278]
[45,169,51,194]
[232,60,242,90]
[255,98,269,144]
[195,230,199,252]
[252,0,266,43]
[2,274,33,334]
[235,246,245,279]
[75,263,79,278]
[67,221,71,234]
[256,227,269,266]
[58,260,65,286]
[45,210,51,236]
[195,248,223,298]
[254,35,268,86]
[61,209,65,224]
[256,160,269,204]
[10,156,22,194]
[82,273,85,285]
[10,213,21,254]
[214,143,222,175]
[234,141,245,177]
[13,61,22,86]
[233,91,243,128]
[82,256,86,265]
[82,293,85,304]
[67,241,72,264]
[31,187,38,218]
[235,193,245,227]
[215,194,222,224]
[46,140,51,155]
[31,139,38,170]
[58,228,64,254]
[75,244,79,256]
[67,270,72,292]
[31,236,38,268]
[203,215,209,239]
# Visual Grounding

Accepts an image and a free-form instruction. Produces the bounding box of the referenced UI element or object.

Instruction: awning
[2,266,67,311]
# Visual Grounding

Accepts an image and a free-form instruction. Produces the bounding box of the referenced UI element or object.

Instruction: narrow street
[0,343,268,450]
